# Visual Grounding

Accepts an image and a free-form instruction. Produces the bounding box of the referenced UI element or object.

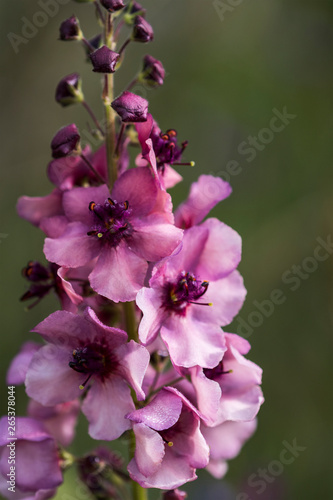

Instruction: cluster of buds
[2,2,264,500]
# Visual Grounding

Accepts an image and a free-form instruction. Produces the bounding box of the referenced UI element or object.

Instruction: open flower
[25,307,150,440]
[44,167,183,302]
[137,218,246,368]
[126,388,209,489]
[0,417,63,499]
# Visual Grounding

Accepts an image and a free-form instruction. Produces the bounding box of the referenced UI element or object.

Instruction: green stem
[123,301,138,342]
[103,13,118,189]
[129,430,148,500]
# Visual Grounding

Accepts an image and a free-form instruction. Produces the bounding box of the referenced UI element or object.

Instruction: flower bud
[90,45,120,73]
[140,55,165,87]
[55,73,84,107]
[51,124,81,159]
[163,490,188,500]
[111,91,148,123]
[132,16,154,43]
[59,16,82,41]
[123,2,146,24]
[100,0,125,12]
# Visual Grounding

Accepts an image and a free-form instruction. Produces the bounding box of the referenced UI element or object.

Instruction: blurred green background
[1,0,333,499]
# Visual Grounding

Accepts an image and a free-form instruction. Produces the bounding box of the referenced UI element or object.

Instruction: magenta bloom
[126,388,209,489]
[25,308,150,440]
[0,417,63,498]
[44,167,183,302]
[175,174,232,229]
[137,218,246,368]
[171,333,263,426]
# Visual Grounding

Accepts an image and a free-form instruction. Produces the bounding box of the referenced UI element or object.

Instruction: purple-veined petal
[115,341,150,401]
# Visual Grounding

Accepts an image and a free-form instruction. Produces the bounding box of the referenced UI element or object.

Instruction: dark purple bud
[59,16,82,41]
[163,490,188,500]
[132,16,154,43]
[100,0,125,12]
[141,55,165,87]
[51,124,81,159]
[22,261,51,283]
[90,45,120,73]
[55,73,84,107]
[111,91,148,123]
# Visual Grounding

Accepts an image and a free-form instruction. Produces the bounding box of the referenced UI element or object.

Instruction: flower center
[152,128,188,171]
[164,271,210,315]
[69,342,112,389]
[87,198,132,246]
[203,362,232,381]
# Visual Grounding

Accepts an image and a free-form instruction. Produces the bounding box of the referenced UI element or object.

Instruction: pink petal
[115,341,150,401]
[136,287,166,345]
[130,215,183,262]
[161,313,226,369]
[192,271,246,327]
[175,175,232,229]
[7,342,41,386]
[111,167,157,216]
[89,243,147,302]
[126,390,182,431]
[128,447,197,490]
[44,222,99,268]
[17,190,63,227]
[82,377,133,440]
[189,367,221,426]
[25,347,83,406]
[132,423,165,477]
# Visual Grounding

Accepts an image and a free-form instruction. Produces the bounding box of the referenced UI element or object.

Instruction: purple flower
[59,16,82,41]
[141,55,165,87]
[175,175,232,229]
[111,91,148,123]
[44,167,183,302]
[100,0,125,11]
[7,341,41,386]
[202,419,257,478]
[90,46,120,73]
[137,219,246,368]
[51,124,80,159]
[170,333,263,426]
[126,388,209,489]
[55,73,83,107]
[27,400,80,448]
[132,16,154,43]
[25,307,150,440]
[0,417,63,498]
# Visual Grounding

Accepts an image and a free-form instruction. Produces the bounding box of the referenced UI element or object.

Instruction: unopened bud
[51,124,81,159]
[55,73,84,107]
[100,0,125,12]
[90,45,120,73]
[111,91,148,123]
[140,55,165,87]
[59,16,82,41]
[132,16,154,43]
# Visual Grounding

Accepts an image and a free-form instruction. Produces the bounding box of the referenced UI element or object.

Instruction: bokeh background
[1,0,333,498]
